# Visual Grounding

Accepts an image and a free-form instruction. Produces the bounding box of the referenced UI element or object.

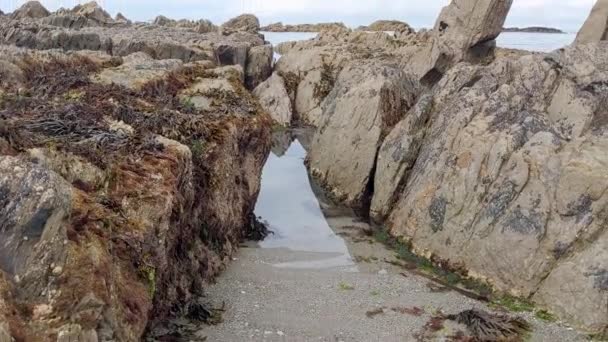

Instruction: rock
[71,1,113,25]
[383,44,608,332]
[245,44,273,89]
[308,61,419,208]
[0,155,72,284]
[11,1,50,19]
[221,14,260,35]
[253,73,293,126]
[115,12,129,23]
[371,93,432,221]
[575,0,608,44]
[260,22,347,33]
[92,52,183,89]
[275,41,298,55]
[195,19,217,33]
[57,324,98,342]
[154,15,174,27]
[357,20,415,34]
[408,0,513,84]
[215,41,250,69]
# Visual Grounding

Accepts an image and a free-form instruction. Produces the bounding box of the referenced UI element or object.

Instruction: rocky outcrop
[269,0,608,334]
[260,22,347,32]
[307,61,419,209]
[575,0,608,44]
[72,1,113,25]
[221,14,260,35]
[253,73,293,126]
[153,15,217,33]
[11,1,50,20]
[383,43,608,333]
[357,20,415,34]
[503,26,564,34]
[408,0,513,84]
[0,10,272,341]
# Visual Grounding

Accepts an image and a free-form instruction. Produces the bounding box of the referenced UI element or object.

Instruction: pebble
[277,330,285,336]
[378,269,388,275]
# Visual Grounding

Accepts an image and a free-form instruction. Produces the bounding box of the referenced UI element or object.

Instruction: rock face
[270,0,608,334]
[221,14,260,35]
[307,61,419,209]
[253,73,293,126]
[357,20,415,34]
[260,22,347,32]
[11,1,50,19]
[575,0,608,44]
[0,9,272,342]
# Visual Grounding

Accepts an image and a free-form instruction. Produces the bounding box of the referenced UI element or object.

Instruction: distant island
[503,26,565,34]
[260,22,347,32]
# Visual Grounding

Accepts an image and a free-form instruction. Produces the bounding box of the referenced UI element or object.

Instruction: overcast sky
[1,0,597,32]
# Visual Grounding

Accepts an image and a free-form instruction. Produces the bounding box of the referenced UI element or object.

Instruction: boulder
[245,44,273,89]
[153,15,175,27]
[221,14,260,35]
[308,61,419,209]
[11,1,50,19]
[575,0,608,44]
[253,73,293,126]
[409,0,513,84]
[72,1,113,24]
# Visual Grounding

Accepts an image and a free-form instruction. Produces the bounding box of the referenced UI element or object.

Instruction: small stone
[277,330,285,336]
[378,269,388,275]
[264,331,273,335]
[52,266,63,276]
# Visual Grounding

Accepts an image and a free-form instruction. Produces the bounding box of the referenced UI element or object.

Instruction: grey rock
[0,156,71,294]
[11,1,50,19]
[245,44,273,89]
[308,61,418,208]
[575,0,608,44]
[253,73,293,126]
[408,0,513,84]
[221,14,260,35]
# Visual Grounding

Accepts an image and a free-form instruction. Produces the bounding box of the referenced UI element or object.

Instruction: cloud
[0,0,595,31]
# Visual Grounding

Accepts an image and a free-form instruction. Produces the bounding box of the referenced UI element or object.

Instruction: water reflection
[255,129,354,269]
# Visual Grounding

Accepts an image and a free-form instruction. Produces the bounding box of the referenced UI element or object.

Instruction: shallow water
[255,130,355,269]
[262,31,576,53]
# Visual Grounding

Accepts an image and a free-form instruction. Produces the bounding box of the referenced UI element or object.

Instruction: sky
[0,0,597,33]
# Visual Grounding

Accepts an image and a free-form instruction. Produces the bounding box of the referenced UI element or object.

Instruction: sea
[262,31,577,54]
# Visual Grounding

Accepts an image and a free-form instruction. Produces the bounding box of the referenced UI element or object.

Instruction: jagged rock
[72,1,113,24]
[357,20,415,34]
[115,12,128,23]
[195,19,217,33]
[11,1,50,19]
[0,155,72,284]
[575,0,608,44]
[308,61,419,208]
[408,0,513,84]
[383,43,608,332]
[153,15,174,26]
[245,44,273,89]
[221,14,259,35]
[253,73,293,126]
[371,93,431,221]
